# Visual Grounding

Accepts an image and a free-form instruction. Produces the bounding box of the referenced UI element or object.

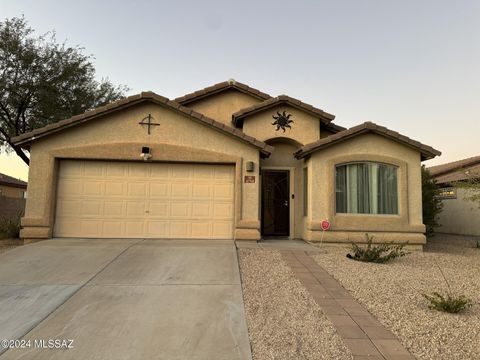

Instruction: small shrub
[423,259,472,313]
[346,233,408,263]
[422,292,472,313]
[0,216,21,239]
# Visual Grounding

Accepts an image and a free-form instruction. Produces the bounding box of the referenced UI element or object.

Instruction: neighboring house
[429,156,480,236]
[0,173,27,199]
[11,80,440,247]
[0,173,27,221]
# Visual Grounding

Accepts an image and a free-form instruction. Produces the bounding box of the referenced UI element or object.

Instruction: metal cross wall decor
[139,114,160,135]
[271,111,294,132]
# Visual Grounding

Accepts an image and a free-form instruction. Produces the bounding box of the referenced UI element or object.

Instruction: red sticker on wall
[321,220,330,231]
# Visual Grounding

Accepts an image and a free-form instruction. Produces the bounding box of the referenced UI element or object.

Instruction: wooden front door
[261,170,290,236]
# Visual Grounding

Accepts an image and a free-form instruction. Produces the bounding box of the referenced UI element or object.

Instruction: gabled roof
[174,79,272,104]
[294,121,441,161]
[0,173,27,189]
[10,92,274,156]
[428,156,480,184]
[232,95,336,127]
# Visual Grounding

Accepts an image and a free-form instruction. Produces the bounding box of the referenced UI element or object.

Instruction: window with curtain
[335,162,398,215]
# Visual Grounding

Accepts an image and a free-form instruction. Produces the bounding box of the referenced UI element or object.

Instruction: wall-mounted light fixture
[141,146,152,161]
[246,161,254,172]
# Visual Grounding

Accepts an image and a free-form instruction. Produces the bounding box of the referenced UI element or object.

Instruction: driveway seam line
[0,239,144,357]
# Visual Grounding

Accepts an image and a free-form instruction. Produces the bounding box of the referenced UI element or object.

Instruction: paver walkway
[281,250,414,360]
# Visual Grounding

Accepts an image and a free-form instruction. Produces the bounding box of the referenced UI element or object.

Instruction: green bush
[0,216,21,239]
[423,260,472,313]
[422,166,443,235]
[346,233,408,263]
[422,292,472,313]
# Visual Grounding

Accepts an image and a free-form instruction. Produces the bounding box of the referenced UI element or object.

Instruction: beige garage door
[54,160,235,239]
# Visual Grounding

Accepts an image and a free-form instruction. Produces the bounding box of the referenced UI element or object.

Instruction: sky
[1,0,479,181]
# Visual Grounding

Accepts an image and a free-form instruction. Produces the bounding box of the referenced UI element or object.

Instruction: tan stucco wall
[304,133,426,245]
[184,89,263,126]
[242,105,321,145]
[21,102,261,240]
[0,185,26,198]
[437,188,480,236]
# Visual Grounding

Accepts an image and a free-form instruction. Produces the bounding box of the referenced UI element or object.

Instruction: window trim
[335,161,399,216]
[303,167,308,216]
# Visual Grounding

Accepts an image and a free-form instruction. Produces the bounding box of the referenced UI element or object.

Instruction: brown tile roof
[0,173,27,189]
[294,121,441,161]
[174,79,272,104]
[428,156,480,184]
[10,92,274,157]
[232,95,336,127]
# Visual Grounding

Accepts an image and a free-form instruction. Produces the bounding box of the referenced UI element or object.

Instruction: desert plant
[346,233,408,263]
[423,292,472,313]
[0,216,21,239]
[423,260,472,313]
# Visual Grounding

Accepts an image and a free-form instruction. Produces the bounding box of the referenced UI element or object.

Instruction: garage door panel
[191,222,211,237]
[104,201,124,217]
[149,202,169,217]
[213,203,233,219]
[192,183,212,198]
[214,184,234,199]
[103,221,125,236]
[127,183,147,197]
[126,202,146,217]
[57,180,82,197]
[105,182,125,196]
[170,202,191,217]
[150,183,170,198]
[54,161,234,239]
[171,183,190,198]
[125,221,145,236]
[83,182,103,196]
[80,200,103,216]
[170,222,192,238]
[56,199,81,216]
[192,203,212,218]
[84,163,104,176]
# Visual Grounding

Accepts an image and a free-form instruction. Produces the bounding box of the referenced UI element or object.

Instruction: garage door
[54,160,235,239]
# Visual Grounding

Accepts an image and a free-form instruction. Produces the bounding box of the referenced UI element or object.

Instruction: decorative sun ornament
[271,111,294,132]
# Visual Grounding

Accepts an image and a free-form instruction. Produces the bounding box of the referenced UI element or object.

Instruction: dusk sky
[1,0,479,181]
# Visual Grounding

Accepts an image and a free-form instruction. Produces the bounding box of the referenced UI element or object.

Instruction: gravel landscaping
[238,248,352,360]
[311,237,480,360]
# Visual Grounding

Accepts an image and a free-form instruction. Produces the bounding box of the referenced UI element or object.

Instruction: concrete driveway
[0,239,251,360]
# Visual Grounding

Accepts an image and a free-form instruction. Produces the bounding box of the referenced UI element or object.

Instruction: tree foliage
[453,170,480,209]
[421,165,443,235]
[0,16,128,164]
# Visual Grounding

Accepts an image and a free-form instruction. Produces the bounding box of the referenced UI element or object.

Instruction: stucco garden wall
[21,102,261,241]
[304,133,426,246]
[437,188,480,236]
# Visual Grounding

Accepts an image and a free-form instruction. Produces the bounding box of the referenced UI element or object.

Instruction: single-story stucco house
[0,173,27,199]
[0,173,27,221]
[11,80,440,247]
[429,156,480,236]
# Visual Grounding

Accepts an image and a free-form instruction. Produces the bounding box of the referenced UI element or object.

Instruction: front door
[261,170,290,237]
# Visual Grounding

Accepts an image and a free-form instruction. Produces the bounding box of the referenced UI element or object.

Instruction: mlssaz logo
[272,111,293,132]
